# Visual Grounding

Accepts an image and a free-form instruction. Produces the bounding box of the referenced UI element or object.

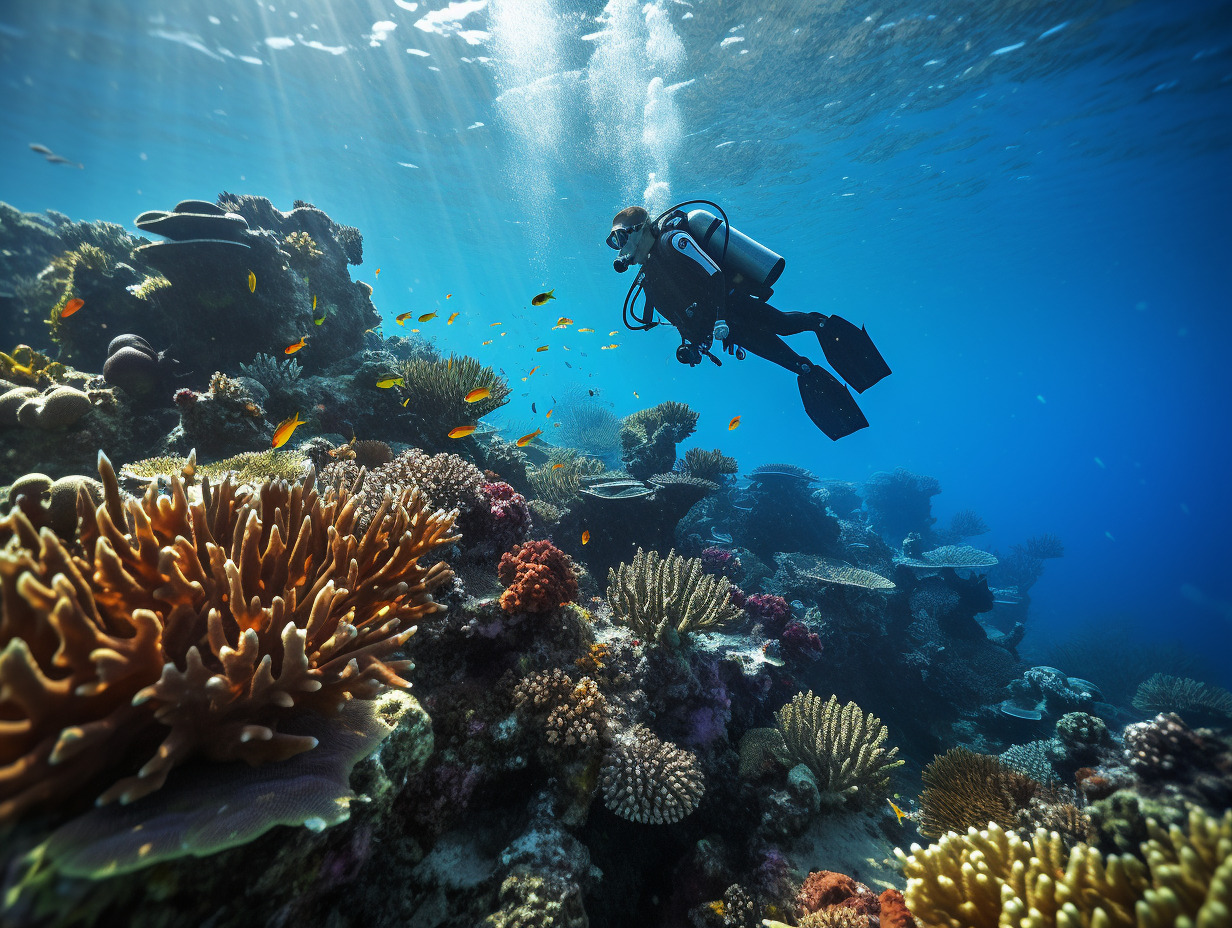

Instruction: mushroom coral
[0,453,458,822]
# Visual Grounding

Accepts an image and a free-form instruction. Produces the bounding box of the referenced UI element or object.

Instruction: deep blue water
[2,0,1230,678]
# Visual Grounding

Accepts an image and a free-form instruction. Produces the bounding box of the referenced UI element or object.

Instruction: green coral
[606,548,741,646]
[528,451,605,505]
[199,449,308,484]
[775,691,902,808]
[129,274,172,301]
[0,345,69,389]
[620,401,699,449]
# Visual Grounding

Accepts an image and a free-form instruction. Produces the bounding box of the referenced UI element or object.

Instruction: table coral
[0,452,458,822]
[498,539,579,615]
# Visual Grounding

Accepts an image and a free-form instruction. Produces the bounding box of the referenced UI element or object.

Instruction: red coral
[497,540,578,615]
[796,871,876,916]
[877,889,918,928]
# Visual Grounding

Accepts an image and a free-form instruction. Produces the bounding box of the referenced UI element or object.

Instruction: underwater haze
[2,0,1232,926]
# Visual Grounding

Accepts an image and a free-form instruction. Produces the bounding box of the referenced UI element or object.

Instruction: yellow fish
[490,322,502,327]
[465,387,491,403]
[536,345,549,353]
[375,377,404,389]
[448,312,459,324]
[609,330,618,336]
[396,311,414,325]
[581,530,590,545]
[284,336,307,355]
[578,328,595,333]
[419,312,437,322]
[888,799,907,825]
[448,357,453,371]
[271,411,304,448]
[552,463,565,470]
[556,317,573,326]
[482,339,493,346]
[545,409,553,419]
[402,398,411,407]
[247,270,256,293]
[312,294,317,311]
[552,324,568,330]
[516,428,543,447]
[448,425,477,439]
[728,415,741,431]
[531,289,555,306]
[446,292,452,299]
[601,344,619,350]
[633,391,640,398]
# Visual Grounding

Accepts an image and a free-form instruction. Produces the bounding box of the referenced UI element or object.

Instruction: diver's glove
[713,319,730,341]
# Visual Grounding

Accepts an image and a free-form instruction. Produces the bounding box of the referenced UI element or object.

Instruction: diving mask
[607,222,644,251]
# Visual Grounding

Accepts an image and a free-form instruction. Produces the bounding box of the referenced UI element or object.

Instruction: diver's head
[608,205,652,272]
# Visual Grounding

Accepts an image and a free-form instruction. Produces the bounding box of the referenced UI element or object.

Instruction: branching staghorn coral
[0,452,458,821]
[682,448,738,482]
[1133,673,1232,721]
[896,808,1232,928]
[395,353,510,436]
[775,691,903,808]
[606,548,742,646]
[239,352,303,395]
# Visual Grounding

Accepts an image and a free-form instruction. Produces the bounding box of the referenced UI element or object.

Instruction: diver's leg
[757,301,890,394]
[729,325,812,375]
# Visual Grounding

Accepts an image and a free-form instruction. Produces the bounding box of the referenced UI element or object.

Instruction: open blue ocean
[1,2,1230,926]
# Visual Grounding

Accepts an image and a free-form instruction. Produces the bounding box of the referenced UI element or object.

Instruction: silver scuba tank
[685,208,785,289]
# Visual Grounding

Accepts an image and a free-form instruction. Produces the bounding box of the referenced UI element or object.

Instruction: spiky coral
[683,448,737,482]
[896,808,1232,928]
[395,354,510,437]
[606,548,742,646]
[528,450,606,505]
[0,453,458,821]
[917,748,1044,839]
[620,401,699,477]
[775,691,903,808]
[600,724,704,824]
[1133,673,1232,721]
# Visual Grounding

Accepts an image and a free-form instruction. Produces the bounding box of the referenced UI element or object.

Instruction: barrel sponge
[15,386,92,429]
[0,387,39,426]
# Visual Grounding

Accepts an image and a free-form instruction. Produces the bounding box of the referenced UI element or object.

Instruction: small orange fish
[545,409,553,419]
[271,411,304,448]
[490,322,502,327]
[536,345,549,353]
[285,336,307,354]
[419,312,437,322]
[448,425,477,439]
[446,293,452,299]
[552,463,565,470]
[411,328,420,333]
[888,799,907,825]
[375,268,381,277]
[556,317,573,326]
[526,365,539,377]
[61,297,84,317]
[447,312,459,324]
[531,289,556,306]
[578,327,595,333]
[601,344,619,350]
[396,311,414,325]
[516,428,542,447]
[728,415,741,431]
[482,339,493,346]
[465,387,491,403]
[248,270,257,293]
[582,530,590,545]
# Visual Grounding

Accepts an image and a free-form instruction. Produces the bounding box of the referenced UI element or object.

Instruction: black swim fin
[798,367,868,440]
[818,315,891,393]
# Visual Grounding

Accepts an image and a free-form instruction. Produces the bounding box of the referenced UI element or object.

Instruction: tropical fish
[61,298,84,318]
[887,799,907,825]
[29,143,52,155]
[582,530,590,545]
[578,327,595,333]
[531,403,537,413]
[536,345,549,352]
[402,398,411,407]
[556,317,573,326]
[446,293,452,299]
[526,365,539,377]
[312,294,317,312]
[419,312,437,322]
[601,344,619,350]
[552,463,564,470]
[552,324,567,330]
[633,391,640,398]
[728,415,741,430]
[516,428,542,447]
[448,425,477,439]
[545,409,553,418]
[396,311,414,325]
[447,311,459,324]
[448,357,453,371]
[285,336,307,354]
[482,339,493,346]
[315,315,326,326]
[490,321,502,327]
[375,268,381,277]
[465,387,491,403]
[531,289,555,306]
[375,377,404,388]
[248,270,257,293]
[608,331,618,336]
[271,412,304,448]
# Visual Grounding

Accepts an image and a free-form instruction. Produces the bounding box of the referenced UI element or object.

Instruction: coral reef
[1133,673,1232,723]
[683,447,738,482]
[775,691,903,808]
[498,540,579,615]
[916,748,1044,838]
[606,548,742,646]
[862,468,941,542]
[600,725,705,824]
[0,453,457,821]
[620,401,699,478]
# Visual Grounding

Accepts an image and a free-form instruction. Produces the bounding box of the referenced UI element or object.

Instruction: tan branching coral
[775,691,902,808]
[896,808,1232,928]
[606,548,741,646]
[1133,673,1232,720]
[512,668,607,762]
[0,453,458,821]
[282,230,323,266]
[601,725,704,824]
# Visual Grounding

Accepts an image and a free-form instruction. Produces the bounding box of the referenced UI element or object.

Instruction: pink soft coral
[497,539,579,615]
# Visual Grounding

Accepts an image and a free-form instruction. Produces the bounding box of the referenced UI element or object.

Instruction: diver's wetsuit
[720,292,822,376]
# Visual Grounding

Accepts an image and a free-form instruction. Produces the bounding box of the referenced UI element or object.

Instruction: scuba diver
[608,201,891,440]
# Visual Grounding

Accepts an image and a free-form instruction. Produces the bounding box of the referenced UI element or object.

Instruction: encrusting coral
[774,691,903,808]
[600,724,705,824]
[606,547,742,646]
[0,452,458,821]
[896,807,1232,928]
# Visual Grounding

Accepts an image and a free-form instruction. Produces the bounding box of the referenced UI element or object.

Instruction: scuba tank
[685,208,785,290]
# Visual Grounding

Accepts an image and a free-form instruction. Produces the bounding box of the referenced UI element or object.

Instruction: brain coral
[0,453,458,821]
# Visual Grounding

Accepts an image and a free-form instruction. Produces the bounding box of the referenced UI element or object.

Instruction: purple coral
[700,546,742,580]
[482,481,532,556]
[744,593,792,635]
[779,621,823,663]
